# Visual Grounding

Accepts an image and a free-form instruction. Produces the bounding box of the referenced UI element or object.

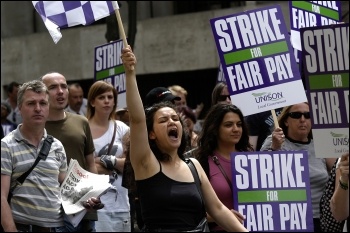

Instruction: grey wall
[3,1,344,100]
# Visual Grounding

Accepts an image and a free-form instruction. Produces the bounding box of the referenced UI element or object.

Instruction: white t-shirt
[93,120,130,213]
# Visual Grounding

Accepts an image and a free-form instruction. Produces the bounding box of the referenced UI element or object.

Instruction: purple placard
[231,151,314,232]
[300,23,349,158]
[94,39,127,109]
[301,23,349,129]
[289,1,341,61]
[210,4,300,94]
[210,5,305,116]
[290,1,341,33]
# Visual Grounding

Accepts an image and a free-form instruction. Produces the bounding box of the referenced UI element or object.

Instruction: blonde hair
[168,85,187,97]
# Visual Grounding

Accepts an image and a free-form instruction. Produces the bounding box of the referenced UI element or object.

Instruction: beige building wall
[1,1,338,100]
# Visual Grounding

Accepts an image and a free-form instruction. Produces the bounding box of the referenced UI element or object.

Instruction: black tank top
[136,160,203,231]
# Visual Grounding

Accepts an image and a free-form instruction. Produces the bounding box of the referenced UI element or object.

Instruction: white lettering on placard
[312,4,320,13]
[264,53,294,83]
[239,204,274,231]
[321,16,337,25]
[310,91,341,124]
[309,1,338,10]
[266,191,278,201]
[235,153,305,189]
[95,42,123,71]
[332,75,343,87]
[114,73,126,93]
[279,203,307,230]
[303,27,349,73]
[344,90,349,124]
[214,8,284,51]
[292,9,317,28]
[250,47,263,58]
[227,61,263,91]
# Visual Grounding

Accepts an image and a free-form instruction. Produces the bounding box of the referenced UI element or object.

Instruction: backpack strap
[16,135,54,184]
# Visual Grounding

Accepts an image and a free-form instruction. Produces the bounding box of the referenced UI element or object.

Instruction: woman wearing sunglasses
[260,102,336,232]
[211,82,232,105]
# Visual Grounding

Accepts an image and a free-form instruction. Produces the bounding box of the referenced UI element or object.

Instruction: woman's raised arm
[122,46,152,174]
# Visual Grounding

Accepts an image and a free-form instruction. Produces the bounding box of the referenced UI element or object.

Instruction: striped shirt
[1,125,67,227]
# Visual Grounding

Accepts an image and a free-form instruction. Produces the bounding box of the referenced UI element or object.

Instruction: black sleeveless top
[136,160,203,231]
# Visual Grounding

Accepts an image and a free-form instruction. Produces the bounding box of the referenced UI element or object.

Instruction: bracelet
[339,176,348,190]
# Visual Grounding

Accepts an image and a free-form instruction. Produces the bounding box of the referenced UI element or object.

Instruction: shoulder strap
[185,158,206,217]
[16,135,54,184]
[211,155,233,193]
[107,121,117,155]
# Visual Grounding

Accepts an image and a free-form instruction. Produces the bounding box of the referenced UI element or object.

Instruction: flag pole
[113,1,134,70]
[113,3,127,47]
[271,109,279,129]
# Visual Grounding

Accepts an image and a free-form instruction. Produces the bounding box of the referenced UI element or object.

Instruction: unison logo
[331,131,349,146]
[252,92,284,103]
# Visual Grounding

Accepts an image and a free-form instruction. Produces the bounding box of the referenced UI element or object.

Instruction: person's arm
[270,127,285,151]
[85,153,98,174]
[207,209,245,224]
[325,158,338,173]
[114,157,125,172]
[261,127,284,151]
[194,103,204,119]
[1,174,17,232]
[330,153,349,221]
[122,46,155,180]
[94,157,110,175]
[97,123,129,173]
[58,171,67,184]
[249,136,258,151]
[190,158,248,232]
[246,114,260,151]
[96,156,125,174]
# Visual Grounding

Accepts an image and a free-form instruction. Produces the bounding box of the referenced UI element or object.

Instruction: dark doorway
[75,68,218,119]
[136,68,218,119]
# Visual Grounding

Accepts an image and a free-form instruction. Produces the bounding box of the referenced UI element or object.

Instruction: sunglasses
[218,95,231,102]
[288,112,310,119]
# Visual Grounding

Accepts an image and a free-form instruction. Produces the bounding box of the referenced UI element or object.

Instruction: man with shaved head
[41,72,98,232]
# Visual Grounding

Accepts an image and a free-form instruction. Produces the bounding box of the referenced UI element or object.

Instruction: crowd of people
[1,46,349,232]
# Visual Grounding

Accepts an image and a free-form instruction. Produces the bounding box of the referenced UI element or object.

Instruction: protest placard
[289,1,341,66]
[300,23,349,158]
[289,1,341,51]
[232,151,314,232]
[94,39,126,108]
[210,5,306,116]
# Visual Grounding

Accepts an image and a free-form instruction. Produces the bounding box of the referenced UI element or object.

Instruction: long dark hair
[145,101,188,161]
[211,82,227,106]
[195,103,253,178]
